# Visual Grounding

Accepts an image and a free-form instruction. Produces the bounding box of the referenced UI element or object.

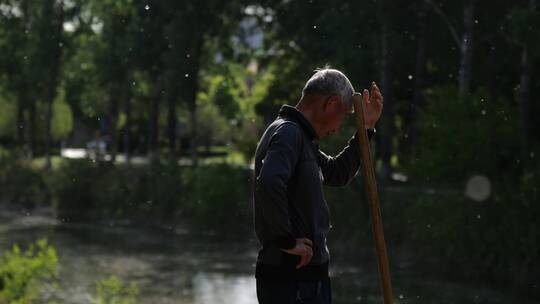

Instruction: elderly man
[253,68,383,304]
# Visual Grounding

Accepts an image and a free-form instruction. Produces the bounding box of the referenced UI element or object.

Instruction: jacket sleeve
[317,129,374,187]
[255,123,302,250]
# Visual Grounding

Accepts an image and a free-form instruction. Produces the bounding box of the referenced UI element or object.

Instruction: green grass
[200,149,248,166]
[27,146,250,170]
[30,156,65,170]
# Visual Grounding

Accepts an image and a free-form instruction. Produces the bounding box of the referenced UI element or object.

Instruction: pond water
[0,208,535,304]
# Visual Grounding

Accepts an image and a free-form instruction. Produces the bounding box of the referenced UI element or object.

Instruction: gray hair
[302,67,355,106]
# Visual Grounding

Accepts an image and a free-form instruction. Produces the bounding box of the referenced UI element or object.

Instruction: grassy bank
[0,157,252,233]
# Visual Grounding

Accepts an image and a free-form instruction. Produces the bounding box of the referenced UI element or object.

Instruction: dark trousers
[256,277,332,304]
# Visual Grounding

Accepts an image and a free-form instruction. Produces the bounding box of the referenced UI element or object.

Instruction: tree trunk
[16,0,29,152]
[189,102,198,166]
[458,0,475,98]
[148,76,162,163]
[44,0,64,170]
[44,94,54,168]
[186,39,203,167]
[405,0,428,160]
[167,85,178,159]
[378,16,394,181]
[109,85,119,163]
[123,80,132,166]
[16,95,26,149]
[28,100,36,158]
[518,0,537,148]
[486,45,498,103]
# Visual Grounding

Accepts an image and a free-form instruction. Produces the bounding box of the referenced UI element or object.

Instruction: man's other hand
[362,81,384,129]
[281,238,314,269]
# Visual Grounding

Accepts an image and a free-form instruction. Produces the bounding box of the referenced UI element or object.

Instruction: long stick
[352,92,394,304]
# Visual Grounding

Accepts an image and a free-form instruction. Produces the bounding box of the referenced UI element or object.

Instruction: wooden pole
[352,92,394,304]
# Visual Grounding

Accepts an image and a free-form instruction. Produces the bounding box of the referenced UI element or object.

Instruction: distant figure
[253,68,383,304]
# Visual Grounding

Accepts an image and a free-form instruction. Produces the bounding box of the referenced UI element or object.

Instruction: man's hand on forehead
[351,81,384,128]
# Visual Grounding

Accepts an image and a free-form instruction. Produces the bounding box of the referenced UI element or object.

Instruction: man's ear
[326,95,341,111]
[323,95,340,112]
[321,96,331,112]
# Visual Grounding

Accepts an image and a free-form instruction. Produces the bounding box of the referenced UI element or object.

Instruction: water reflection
[0,208,259,304]
[192,273,255,304]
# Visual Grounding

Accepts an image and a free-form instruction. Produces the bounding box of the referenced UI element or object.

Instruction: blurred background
[0,0,539,303]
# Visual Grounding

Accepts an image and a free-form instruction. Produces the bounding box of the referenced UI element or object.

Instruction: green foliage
[51,88,74,141]
[93,162,186,221]
[202,74,241,120]
[324,178,371,248]
[194,63,264,162]
[232,115,261,163]
[0,88,16,138]
[508,7,540,53]
[400,85,540,283]
[254,58,306,121]
[0,154,48,207]
[327,178,540,285]
[93,276,139,304]
[0,239,58,303]
[50,159,108,220]
[410,85,519,184]
[63,29,106,119]
[404,184,540,284]
[50,160,250,231]
[51,160,184,221]
[521,147,540,208]
[0,89,73,142]
[183,164,251,231]
[406,194,471,266]
[195,94,231,148]
[0,239,141,304]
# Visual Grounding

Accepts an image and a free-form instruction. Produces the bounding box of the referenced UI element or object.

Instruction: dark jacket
[253,105,373,280]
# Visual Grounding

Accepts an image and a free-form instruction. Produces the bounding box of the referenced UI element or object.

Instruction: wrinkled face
[318,95,352,138]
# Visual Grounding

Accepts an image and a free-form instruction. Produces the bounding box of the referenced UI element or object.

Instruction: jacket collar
[278,105,318,140]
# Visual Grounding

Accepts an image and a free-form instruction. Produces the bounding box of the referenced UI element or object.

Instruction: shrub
[0,153,48,208]
[118,162,186,222]
[92,276,139,304]
[184,164,252,232]
[50,160,253,232]
[410,85,519,185]
[0,239,58,303]
[50,159,112,221]
[51,159,187,222]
